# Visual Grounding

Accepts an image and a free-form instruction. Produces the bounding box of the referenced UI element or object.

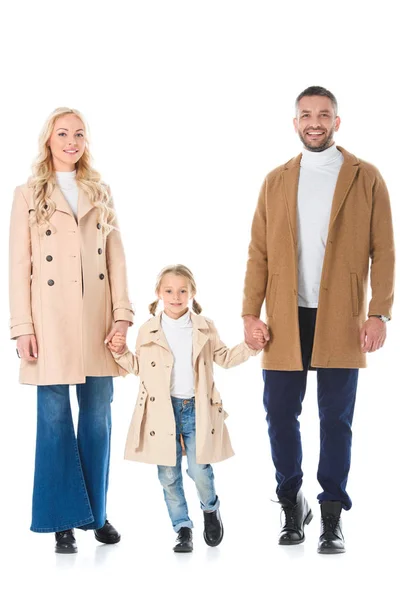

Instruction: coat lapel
[282,153,301,250]
[50,185,75,218]
[191,313,210,364]
[327,146,359,234]
[139,311,211,362]
[77,186,95,222]
[140,314,171,353]
[281,146,360,246]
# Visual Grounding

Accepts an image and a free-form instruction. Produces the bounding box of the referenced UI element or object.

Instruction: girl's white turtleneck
[161,310,195,399]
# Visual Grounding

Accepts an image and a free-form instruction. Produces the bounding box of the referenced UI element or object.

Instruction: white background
[0,1,399,599]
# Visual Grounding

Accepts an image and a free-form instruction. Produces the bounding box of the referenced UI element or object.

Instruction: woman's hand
[105,320,130,353]
[107,332,128,355]
[16,334,38,361]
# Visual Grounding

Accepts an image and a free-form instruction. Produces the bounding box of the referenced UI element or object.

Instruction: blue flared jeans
[31,376,113,533]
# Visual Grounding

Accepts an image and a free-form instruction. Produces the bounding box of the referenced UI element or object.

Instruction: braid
[192,298,202,314]
[149,299,159,316]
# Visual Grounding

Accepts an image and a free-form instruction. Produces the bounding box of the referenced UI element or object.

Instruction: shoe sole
[203,524,224,547]
[278,509,313,546]
[55,546,78,554]
[317,547,346,555]
[173,546,193,553]
[94,534,121,544]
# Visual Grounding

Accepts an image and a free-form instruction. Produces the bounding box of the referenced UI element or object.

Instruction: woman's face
[158,274,192,319]
[48,114,86,171]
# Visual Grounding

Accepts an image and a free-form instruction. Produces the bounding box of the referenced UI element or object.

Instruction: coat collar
[50,184,94,222]
[282,146,360,249]
[140,311,211,363]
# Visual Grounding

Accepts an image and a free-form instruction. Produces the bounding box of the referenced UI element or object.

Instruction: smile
[64,149,79,154]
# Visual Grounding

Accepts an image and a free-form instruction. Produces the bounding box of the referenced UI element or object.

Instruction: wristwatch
[370,315,390,323]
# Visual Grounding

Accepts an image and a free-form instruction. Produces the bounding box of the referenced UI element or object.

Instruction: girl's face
[158,274,193,319]
[48,114,86,172]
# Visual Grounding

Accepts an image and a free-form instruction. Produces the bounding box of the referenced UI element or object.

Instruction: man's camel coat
[242,147,395,370]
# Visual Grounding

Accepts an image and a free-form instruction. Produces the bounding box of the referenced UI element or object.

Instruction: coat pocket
[266,274,279,317]
[350,273,359,317]
[210,385,222,406]
[130,382,149,449]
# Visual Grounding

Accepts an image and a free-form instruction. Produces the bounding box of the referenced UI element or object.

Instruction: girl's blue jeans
[157,396,219,532]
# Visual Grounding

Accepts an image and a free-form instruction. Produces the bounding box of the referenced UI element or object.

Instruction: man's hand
[243,315,269,350]
[105,321,130,353]
[16,334,38,361]
[360,317,387,353]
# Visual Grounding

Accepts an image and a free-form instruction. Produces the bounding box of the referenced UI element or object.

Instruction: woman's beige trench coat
[242,147,395,370]
[9,183,134,385]
[113,312,259,466]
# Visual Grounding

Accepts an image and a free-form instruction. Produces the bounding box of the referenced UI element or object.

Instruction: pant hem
[173,520,193,533]
[30,515,94,533]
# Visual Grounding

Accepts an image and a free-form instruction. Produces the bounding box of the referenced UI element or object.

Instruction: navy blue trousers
[263,307,358,510]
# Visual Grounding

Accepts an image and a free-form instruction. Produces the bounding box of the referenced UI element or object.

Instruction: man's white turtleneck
[297,144,344,308]
[161,309,194,398]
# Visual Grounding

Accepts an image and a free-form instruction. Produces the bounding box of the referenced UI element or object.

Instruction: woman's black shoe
[94,520,121,544]
[173,527,193,552]
[55,529,77,554]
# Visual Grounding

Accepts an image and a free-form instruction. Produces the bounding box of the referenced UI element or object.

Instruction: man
[242,86,395,554]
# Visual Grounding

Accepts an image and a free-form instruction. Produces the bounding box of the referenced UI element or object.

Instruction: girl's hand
[16,334,38,361]
[107,332,128,355]
[105,321,130,353]
[252,328,266,344]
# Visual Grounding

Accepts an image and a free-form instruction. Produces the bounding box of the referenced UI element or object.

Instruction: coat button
[99,273,105,280]
[44,204,48,210]
[218,407,222,413]
[97,223,101,230]
[48,279,55,286]
[151,361,156,367]
[46,229,52,236]
[150,396,155,402]
[150,431,155,436]
[211,429,215,434]
[98,248,103,254]
[46,255,53,262]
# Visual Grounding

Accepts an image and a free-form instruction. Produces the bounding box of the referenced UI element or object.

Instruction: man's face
[294,95,340,152]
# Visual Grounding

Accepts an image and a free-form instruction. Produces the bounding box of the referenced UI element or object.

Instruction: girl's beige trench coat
[113,312,259,466]
[9,182,134,385]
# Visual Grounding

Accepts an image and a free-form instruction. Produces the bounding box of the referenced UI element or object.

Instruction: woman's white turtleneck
[56,170,78,218]
[161,309,194,399]
[297,144,344,308]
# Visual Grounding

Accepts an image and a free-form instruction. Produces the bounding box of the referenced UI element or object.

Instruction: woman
[9,107,134,553]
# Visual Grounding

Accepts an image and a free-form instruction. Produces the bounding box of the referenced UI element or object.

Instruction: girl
[9,107,134,553]
[107,264,259,552]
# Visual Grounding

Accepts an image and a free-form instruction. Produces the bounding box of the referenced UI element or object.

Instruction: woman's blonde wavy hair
[149,264,202,316]
[29,107,115,235]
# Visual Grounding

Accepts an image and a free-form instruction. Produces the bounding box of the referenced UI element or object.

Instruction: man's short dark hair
[295,86,338,115]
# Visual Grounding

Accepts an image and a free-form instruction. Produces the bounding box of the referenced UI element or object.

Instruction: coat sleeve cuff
[244,342,262,356]
[241,305,262,318]
[10,323,35,340]
[113,308,134,324]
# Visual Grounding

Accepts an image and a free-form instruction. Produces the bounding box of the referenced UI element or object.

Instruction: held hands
[16,334,38,361]
[360,317,387,353]
[243,315,270,350]
[107,332,128,355]
[105,320,130,354]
